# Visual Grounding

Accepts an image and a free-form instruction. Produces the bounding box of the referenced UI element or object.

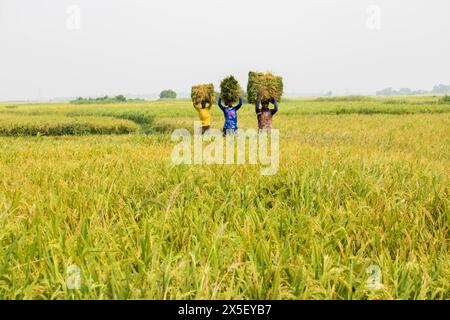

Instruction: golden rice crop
[0,97,448,300]
[191,84,215,105]
[0,115,138,136]
[220,75,241,106]
[247,71,283,103]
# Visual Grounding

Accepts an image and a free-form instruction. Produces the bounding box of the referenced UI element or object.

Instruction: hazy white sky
[0,0,449,100]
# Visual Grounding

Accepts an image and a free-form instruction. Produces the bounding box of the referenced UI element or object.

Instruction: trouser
[223,128,238,136]
[258,127,272,134]
[196,126,210,135]
[201,126,210,134]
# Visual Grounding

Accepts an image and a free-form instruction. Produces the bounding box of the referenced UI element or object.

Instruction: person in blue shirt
[218,97,243,135]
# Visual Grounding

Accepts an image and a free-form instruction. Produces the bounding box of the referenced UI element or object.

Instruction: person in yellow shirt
[193,100,212,134]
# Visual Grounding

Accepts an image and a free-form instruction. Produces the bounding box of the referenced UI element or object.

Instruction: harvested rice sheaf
[220,75,241,106]
[191,84,215,105]
[247,72,283,103]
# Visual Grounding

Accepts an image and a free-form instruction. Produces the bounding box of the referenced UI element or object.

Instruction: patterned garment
[218,98,243,130]
[255,98,279,131]
[223,128,238,136]
[258,111,274,131]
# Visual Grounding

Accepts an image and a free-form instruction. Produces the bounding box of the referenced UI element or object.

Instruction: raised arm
[271,98,279,115]
[218,98,226,111]
[234,97,243,111]
[255,98,261,114]
[193,103,200,110]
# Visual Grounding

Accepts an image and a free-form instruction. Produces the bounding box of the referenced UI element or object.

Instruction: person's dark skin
[258,89,269,110]
[255,98,278,115]
[201,101,210,108]
[255,97,279,131]
[261,101,270,111]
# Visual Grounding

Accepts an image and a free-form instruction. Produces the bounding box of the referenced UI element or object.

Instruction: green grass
[0,115,138,136]
[0,96,448,299]
[315,95,374,102]
[440,95,450,104]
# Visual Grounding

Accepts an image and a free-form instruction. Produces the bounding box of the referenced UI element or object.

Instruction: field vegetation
[0,96,448,299]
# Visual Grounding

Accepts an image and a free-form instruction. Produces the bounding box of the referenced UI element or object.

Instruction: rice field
[0,96,448,299]
[0,115,138,136]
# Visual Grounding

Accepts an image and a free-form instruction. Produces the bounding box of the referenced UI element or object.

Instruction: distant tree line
[160,90,177,99]
[158,89,248,103]
[376,84,450,96]
[71,95,144,104]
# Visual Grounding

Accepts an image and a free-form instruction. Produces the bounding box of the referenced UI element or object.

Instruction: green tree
[160,90,177,99]
[240,88,247,103]
[115,95,126,102]
[440,94,450,103]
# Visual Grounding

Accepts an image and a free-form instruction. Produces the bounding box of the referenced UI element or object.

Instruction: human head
[201,101,207,108]
[262,100,270,110]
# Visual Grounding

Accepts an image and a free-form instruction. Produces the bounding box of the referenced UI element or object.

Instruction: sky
[0,0,449,101]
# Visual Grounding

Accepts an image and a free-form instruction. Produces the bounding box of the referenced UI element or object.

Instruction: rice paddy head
[0,97,449,299]
[220,75,241,106]
[191,84,215,105]
[247,71,284,104]
[0,115,138,136]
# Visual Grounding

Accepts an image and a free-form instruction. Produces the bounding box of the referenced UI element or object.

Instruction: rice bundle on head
[247,72,283,104]
[220,75,241,106]
[191,84,215,105]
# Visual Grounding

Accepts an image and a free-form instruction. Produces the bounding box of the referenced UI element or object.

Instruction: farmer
[218,97,243,135]
[255,97,279,132]
[193,100,212,134]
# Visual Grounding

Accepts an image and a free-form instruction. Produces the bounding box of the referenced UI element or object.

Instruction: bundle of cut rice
[247,72,283,103]
[191,84,215,105]
[220,75,241,106]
